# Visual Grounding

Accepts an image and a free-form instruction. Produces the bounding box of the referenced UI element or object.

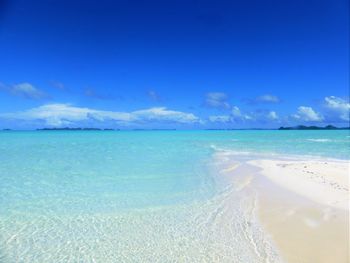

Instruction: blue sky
[0,0,349,129]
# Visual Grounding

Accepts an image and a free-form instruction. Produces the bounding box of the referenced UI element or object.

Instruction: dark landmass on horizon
[37,128,116,131]
[35,128,177,131]
[1,125,349,131]
[278,125,350,130]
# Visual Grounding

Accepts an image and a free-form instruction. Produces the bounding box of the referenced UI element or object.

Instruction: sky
[0,0,349,129]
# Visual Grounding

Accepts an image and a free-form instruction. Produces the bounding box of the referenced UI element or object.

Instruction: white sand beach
[247,158,350,263]
[249,159,349,210]
[213,149,350,262]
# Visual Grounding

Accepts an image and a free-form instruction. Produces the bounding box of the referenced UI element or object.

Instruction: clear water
[0,130,349,262]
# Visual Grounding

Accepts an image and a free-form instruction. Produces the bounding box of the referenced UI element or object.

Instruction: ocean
[0,130,349,262]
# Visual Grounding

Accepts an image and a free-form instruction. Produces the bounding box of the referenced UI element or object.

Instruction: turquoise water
[0,130,349,262]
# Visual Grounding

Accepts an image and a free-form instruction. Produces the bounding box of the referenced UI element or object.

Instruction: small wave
[307,139,331,142]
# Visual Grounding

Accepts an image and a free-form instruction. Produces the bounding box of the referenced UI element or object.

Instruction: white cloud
[256,94,280,103]
[231,106,241,117]
[1,83,48,100]
[132,107,199,123]
[292,106,323,122]
[231,106,252,120]
[324,96,349,121]
[205,92,230,109]
[208,115,231,123]
[0,104,200,127]
[208,106,254,123]
[267,111,278,120]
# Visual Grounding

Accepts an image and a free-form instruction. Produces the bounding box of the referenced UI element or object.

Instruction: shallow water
[0,130,348,262]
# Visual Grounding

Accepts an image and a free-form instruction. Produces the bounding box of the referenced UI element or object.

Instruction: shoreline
[1,146,348,262]
[255,173,349,263]
[248,158,349,210]
[217,152,349,263]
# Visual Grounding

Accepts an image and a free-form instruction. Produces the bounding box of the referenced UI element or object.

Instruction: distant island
[278,125,350,130]
[37,128,115,131]
[36,128,178,131]
[132,129,177,131]
[205,128,274,130]
[2,126,348,131]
